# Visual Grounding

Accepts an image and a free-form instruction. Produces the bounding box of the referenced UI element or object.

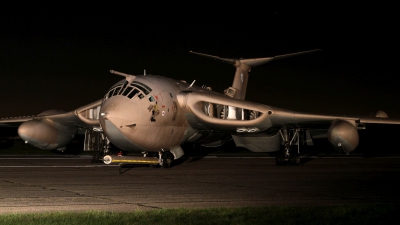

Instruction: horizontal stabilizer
[190,49,321,67]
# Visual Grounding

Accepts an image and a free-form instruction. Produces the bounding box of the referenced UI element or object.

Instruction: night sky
[1,12,398,119]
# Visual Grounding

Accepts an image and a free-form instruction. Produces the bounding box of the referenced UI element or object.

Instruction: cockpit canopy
[104,80,153,100]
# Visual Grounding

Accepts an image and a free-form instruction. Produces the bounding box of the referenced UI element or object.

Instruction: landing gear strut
[91,136,110,163]
[276,128,301,166]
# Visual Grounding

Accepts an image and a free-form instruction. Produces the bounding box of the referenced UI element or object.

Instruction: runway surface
[1,155,400,214]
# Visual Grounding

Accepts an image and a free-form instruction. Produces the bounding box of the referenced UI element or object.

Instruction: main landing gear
[91,136,111,163]
[275,128,301,166]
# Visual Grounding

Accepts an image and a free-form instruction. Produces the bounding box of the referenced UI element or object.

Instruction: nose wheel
[159,150,174,168]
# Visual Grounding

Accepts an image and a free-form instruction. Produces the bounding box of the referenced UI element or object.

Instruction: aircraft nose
[98,96,146,151]
[99,99,119,124]
[100,95,146,125]
[99,96,140,131]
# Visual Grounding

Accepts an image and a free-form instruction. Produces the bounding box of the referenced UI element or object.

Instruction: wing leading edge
[0,99,103,128]
[0,99,103,151]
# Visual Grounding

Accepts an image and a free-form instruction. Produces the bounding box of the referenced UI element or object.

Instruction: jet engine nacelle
[370,109,388,118]
[18,120,77,150]
[327,119,359,153]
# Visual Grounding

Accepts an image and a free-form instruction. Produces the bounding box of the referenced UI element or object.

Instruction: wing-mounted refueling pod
[10,110,78,151]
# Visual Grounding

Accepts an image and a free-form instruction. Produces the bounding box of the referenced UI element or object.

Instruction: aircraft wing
[0,99,103,151]
[267,109,400,129]
[0,99,103,128]
[178,89,400,132]
[178,89,400,153]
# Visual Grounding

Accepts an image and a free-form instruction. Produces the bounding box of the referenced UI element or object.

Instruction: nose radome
[18,121,33,136]
[99,98,133,128]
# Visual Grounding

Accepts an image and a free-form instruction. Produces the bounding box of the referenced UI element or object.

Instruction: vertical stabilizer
[190,49,320,100]
[229,62,250,100]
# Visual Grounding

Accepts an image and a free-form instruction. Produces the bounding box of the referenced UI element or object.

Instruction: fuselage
[99,75,192,152]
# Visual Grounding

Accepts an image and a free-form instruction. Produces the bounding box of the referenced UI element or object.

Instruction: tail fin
[190,49,321,100]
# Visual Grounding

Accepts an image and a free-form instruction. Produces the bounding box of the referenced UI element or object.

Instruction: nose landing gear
[159,150,174,168]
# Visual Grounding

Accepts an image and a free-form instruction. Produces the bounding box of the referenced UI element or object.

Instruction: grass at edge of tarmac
[0,204,398,225]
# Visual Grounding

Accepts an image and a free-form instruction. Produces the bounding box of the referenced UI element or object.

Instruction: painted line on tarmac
[0,156,391,160]
[0,158,91,160]
[203,155,400,159]
[203,155,353,158]
[0,165,118,168]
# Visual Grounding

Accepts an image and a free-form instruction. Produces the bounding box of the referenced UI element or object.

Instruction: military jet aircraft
[2,49,400,167]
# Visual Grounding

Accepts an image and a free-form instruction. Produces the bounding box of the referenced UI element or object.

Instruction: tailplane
[190,49,321,100]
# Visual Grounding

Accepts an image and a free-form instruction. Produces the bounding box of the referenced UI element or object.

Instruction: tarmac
[1,154,400,214]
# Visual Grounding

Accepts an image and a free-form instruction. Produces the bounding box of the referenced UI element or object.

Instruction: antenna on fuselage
[144,69,146,76]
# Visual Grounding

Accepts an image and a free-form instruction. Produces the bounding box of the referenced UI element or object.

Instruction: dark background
[1,11,398,119]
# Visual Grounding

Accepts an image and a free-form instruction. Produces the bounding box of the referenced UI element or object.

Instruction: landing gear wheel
[289,152,300,166]
[161,151,174,168]
[91,137,111,164]
[275,151,286,166]
[91,151,102,163]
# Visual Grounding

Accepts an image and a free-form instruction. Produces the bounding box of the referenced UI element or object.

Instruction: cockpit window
[131,81,151,95]
[127,89,139,98]
[108,80,125,90]
[120,81,128,91]
[122,86,133,96]
[104,80,152,100]
[113,86,122,96]
[148,95,155,102]
[105,85,122,98]
[107,89,115,99]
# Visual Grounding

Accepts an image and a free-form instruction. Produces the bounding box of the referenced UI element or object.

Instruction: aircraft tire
[91,151,102,163]
[162,151,173,168]
[289,152,300,166]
